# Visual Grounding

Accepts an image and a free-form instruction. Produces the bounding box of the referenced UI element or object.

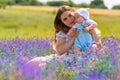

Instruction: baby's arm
[84,20,102,49]
[84,21,97,32]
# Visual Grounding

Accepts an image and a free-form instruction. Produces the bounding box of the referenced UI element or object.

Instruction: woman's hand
[67,28,80,39]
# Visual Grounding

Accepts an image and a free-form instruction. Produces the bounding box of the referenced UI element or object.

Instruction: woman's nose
[68,18,71,23]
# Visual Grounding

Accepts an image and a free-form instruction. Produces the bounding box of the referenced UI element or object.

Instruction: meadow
[0,5,120,80]
[0,5,120,38]
[0,6,55,38]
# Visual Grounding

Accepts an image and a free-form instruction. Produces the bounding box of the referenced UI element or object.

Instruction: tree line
[0,0,120,9]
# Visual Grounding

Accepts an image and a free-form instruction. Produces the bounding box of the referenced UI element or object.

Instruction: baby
[68,8,102,56]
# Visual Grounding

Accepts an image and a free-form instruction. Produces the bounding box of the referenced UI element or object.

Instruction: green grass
[91,14,120,38]
[0,6,55,39]
[0,6,120,39]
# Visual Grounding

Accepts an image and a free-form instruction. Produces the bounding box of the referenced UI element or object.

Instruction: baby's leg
[74,46,82,57]
[89,28,99,43]
[89,28,102,49]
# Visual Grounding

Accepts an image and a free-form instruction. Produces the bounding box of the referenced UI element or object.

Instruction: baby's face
[74,13,84,24]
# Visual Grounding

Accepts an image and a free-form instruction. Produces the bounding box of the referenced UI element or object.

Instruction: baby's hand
[84,23,91,32]
[74,46,82,57]
[75,51,82,57]
[85,23,90,27]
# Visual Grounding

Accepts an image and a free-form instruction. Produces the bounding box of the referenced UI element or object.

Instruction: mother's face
[61,11,75,28]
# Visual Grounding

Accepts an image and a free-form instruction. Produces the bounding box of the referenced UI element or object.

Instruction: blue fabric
[73,22,94,52]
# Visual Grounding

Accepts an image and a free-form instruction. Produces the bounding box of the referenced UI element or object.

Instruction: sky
[38,0,120,9]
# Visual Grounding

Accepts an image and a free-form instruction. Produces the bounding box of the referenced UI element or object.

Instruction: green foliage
[74,3,89,8]
[90,0,107,9]
[15,0,28,5]
[68,0,74,7]
[0,0,7,9]
[95,54,114,75]
[56,63,76,80]
[112,4,120,9]
[28,0,43,6]
[0,3,6,9]
[46,1,72,6]
[0,73,7,80]
[15,0,28,3]
[5,0,15,5]
[14,0,43,5]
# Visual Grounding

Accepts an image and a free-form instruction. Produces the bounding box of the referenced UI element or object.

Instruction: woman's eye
[64,18,67,21]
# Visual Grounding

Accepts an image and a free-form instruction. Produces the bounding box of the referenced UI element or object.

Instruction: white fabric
[76,8,89,19]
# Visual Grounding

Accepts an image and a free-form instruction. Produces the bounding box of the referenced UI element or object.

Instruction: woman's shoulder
[56,31,66,37]
[56,31,68,40]
[56,31,64,35]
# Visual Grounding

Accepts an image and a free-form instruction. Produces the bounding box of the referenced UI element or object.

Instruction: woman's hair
[53,5,75,49]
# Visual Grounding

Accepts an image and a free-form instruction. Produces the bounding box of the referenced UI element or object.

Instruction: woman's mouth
[71,19,75,25]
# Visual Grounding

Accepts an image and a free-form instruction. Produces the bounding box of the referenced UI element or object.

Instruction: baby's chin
[75,20,81,24]
[76,22,81,24]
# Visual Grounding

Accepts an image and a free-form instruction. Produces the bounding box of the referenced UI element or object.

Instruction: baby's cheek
[76,18,81,23]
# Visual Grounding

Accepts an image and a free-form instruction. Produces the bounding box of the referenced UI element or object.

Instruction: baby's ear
[86,8,89,11]
[86,8,90,12]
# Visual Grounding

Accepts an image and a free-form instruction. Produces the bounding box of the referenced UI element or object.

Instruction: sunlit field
[0,5,120,80]
[0,5,120,38]
[0,6,55,38]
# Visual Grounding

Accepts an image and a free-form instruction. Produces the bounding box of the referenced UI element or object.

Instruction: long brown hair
[53,5,75,49]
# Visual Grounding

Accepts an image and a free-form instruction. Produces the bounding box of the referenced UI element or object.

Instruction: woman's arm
[55,37,75,55]
[55,28,79,56]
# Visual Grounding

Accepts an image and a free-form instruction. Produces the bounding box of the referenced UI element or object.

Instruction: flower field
[0,36,120,80]
[0,5,120,80]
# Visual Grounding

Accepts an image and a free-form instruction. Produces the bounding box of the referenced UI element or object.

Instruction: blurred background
[0,1,120,80]
[0,0,120,38]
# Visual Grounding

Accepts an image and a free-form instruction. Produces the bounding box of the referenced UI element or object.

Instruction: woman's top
[55,31,77,66]
[56,31,74,55]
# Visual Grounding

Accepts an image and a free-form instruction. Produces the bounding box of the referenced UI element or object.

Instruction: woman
[19,5,94,80]
[53,5,80,56]
[17,6,79,80]
[54,5,97,56]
